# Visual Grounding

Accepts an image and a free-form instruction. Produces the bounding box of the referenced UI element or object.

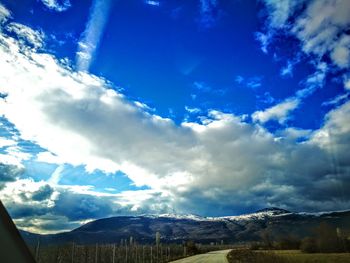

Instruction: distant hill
[20,208,350,246]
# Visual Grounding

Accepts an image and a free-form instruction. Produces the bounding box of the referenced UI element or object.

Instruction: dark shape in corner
[0,200,36,262]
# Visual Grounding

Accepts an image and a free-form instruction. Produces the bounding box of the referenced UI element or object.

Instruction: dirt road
[170,249,231,263]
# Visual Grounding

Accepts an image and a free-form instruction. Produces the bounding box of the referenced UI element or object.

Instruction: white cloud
[252,98,299,124]
[0,178,58,208]
[296,62,328,98]
[255,32,271,53]
[76,0,112,71]
[311,99,350,159]
[185,106,201,114]
[278,127,312,141]
[280,60,293,77]
[145,1,160,6]
[0,24,197,185]
[0,133,31,167]
[262,0,350,69]
[344,76,350,90]
[292,0,350,60]
[322,93,349,106]
[40,0,71,12]
[48,165,64,185]
[234,75,263,89]
[330,35,350,68]
[1,24,286,197]
[0,3,10,23]
[252,61,327,125]
[255,0,306,53]
[246,77,262,89]
[0,137,16,148]
[304,62,327,86]
[262,0,305,28]
[259,0,350,108]
[0,172,171,233]
[6,22,44,49]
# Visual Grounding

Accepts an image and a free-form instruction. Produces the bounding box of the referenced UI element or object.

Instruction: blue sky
[0,0,350,233]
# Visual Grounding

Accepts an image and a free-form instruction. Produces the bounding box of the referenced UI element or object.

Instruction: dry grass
[272,250,350,263]
[228,249,350,263]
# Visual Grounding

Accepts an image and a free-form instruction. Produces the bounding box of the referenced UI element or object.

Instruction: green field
[228,249,350,263]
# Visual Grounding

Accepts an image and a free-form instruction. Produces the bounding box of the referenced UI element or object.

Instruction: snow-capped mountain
[144,207,342,222]
[20,208,350,246]
[145,213,206,221]
[144,207,292,222]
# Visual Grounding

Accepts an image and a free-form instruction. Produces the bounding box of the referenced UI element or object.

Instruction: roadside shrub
[276,235,300,250]
[300,223,348,253]
[260,229,274,249]
[346,239,350,252]
[300,237,317,253]
[227,249,286,263]
[185,240,199,255]
[315,222,343,253]
[249,241,262,250]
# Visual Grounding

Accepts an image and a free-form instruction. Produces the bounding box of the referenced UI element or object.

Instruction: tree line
[251,222,350,253]
[30,233,233,263]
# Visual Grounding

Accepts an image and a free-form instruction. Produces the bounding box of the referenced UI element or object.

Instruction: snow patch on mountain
[142,208,350,222]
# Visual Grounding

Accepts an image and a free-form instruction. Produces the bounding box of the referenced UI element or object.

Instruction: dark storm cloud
[31,184,54,201]
[0,163,23,189]
[53,191,114,221]
[9,204,49,219]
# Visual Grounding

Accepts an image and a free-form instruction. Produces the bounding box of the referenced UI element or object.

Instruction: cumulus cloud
[40,0,71,12]
[330,35,350,68]
[0,11,350,233]
[277,127,312,141]
[0,171,171,233]
[252,98,299,124]
[31,184,54,201]
[76,0,112,71]
[0,178,58,220]
[291,0,350,62]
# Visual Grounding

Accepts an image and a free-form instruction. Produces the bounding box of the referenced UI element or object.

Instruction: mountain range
[20,208,350,246]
